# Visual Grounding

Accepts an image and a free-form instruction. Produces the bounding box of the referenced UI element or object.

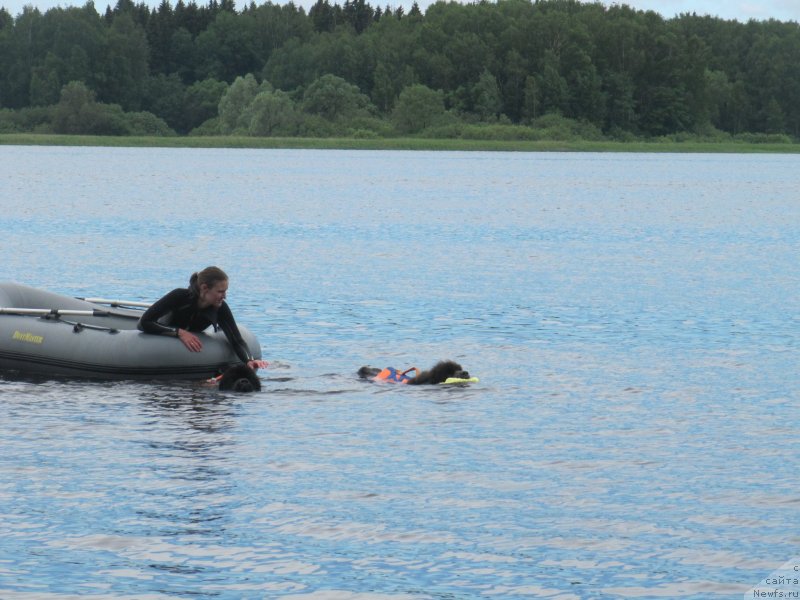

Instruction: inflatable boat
[0,282,262,380]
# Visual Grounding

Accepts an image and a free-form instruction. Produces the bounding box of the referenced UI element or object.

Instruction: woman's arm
[137,288,188,336]
[217,302,255,364]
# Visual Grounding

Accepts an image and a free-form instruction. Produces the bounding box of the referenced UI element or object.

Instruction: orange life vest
[373,367,420,384]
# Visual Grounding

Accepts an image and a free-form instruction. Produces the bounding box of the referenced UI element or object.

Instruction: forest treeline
[1,0,799,141]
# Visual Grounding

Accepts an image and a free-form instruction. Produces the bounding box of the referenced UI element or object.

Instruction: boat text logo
[12,330,44,344]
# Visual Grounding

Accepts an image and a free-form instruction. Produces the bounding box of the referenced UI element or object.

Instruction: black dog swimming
[358,360,470,384]
[217,364,261,392]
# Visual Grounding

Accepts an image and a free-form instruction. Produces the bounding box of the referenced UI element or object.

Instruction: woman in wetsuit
[138,266,266,371]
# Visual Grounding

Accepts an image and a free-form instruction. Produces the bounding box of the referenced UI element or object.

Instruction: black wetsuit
[137,288,254,363]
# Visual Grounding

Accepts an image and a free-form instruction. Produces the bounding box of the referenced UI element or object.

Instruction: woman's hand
[177,328,203,352]
[247,359,269,370]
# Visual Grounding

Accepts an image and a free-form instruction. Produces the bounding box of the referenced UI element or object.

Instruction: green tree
[96,14,149,110]
[169,27,196,82]
[634,19,695,135]
[472,68,502,121]
[309,0,337,33]
[0,7,11,30]
[123,109,175,135]
[29,53,63,106]
[704,69,732,131]
[184,77,227,132]
[1,7,43,108]
[195,10,259,82]
[311,29,363,87]
[245,89,298,136]
[762,97,785,134]
[535,50,569,116]
[342,0,374,34]
[728,79,750,134]
[370,62,395,113]
[521,75,538,122]
[498,49,528,122]
[261,37,318,92]
[603,71,636,132]
[51,79,132,134]
[562,47,605,125]
[147,0,175,75]
[217,72,259,133]
[52,80,96,133]
[302,73,373,121]
[33,5,105,100]
[391,83,444,133]
[142,72,186,130]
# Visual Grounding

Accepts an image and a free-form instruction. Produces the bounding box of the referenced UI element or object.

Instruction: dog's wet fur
[358,360,469,385]
[218,364,261,392]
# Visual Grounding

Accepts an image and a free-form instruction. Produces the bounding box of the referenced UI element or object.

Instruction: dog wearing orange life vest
[358,360,469,385]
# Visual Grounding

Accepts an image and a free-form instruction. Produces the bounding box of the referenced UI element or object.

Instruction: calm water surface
[0,146,798,599]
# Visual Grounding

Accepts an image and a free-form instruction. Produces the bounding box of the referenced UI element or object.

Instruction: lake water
[0,146,798,599]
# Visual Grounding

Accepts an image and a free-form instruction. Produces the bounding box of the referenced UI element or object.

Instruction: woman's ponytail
[188,272,200,295]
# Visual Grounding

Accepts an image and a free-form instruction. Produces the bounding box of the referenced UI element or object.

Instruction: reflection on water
[1,147,799,598]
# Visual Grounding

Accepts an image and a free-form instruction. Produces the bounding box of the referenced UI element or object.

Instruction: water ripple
[1,148,798,598]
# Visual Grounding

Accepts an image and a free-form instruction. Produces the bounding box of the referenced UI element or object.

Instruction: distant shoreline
[2,133,798,154]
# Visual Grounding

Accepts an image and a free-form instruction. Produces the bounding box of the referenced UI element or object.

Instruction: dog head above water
[409,360,469,384]
[218,364,261,392]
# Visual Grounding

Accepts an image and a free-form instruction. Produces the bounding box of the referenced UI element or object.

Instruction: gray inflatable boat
[0,282,262,380]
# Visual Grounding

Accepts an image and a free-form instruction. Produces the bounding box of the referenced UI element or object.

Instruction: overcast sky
[2,0,799,23]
